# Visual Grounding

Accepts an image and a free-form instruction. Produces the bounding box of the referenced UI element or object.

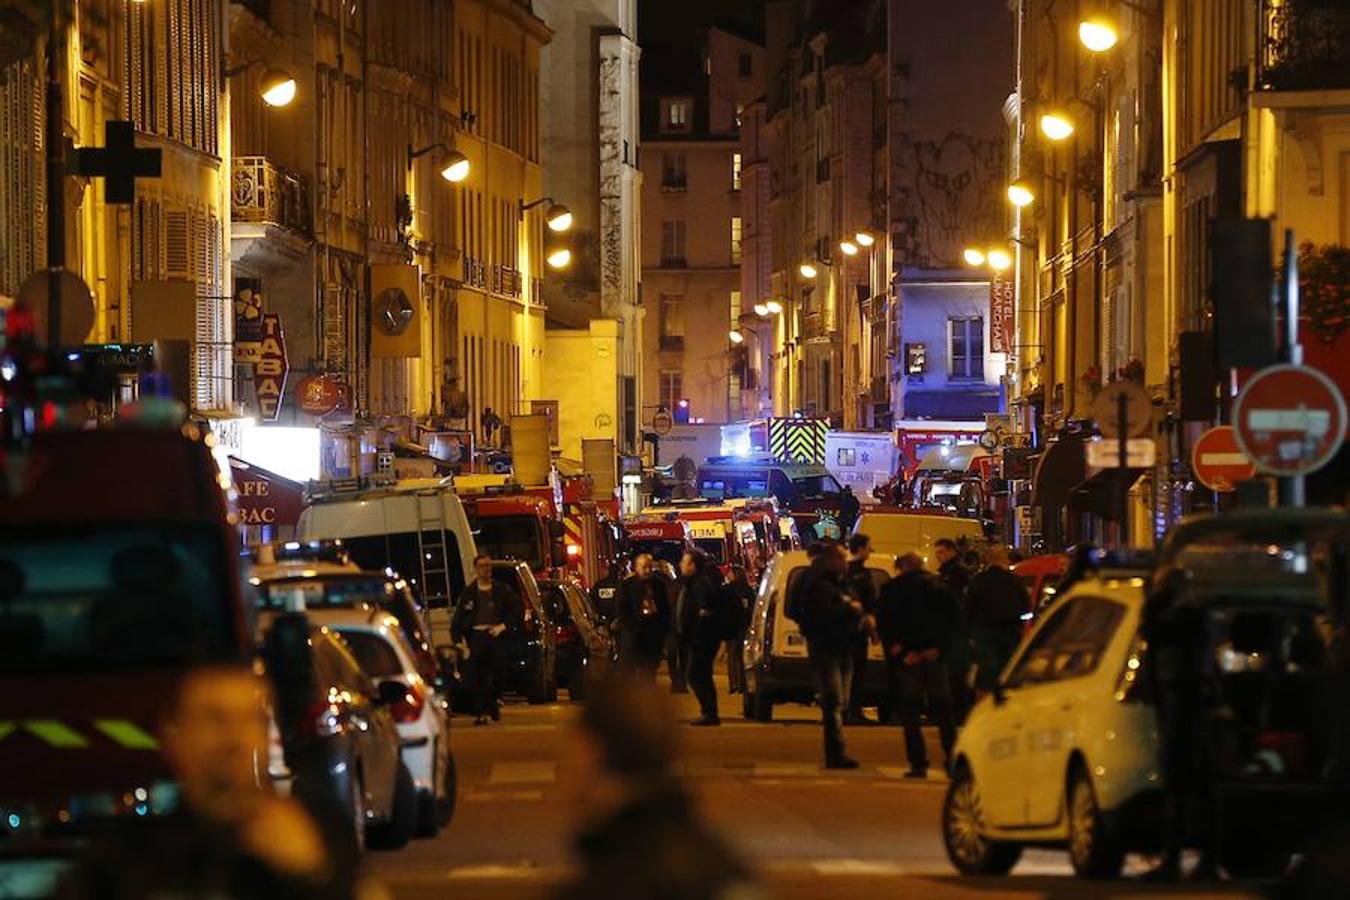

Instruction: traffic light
[672,398,691,424]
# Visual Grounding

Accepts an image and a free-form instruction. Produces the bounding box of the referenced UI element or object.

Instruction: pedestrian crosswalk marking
[488,762,556,784]
[751,763,818,778]
[809,859,906,876]
[446,863,542,880]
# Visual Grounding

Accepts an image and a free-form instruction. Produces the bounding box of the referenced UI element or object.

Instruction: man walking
[616,553,671,677]
[965,545,1030,694]
[844,533,878,724]
[792,541,864,769]
[934,537,974,719]
[676,550,723,726]
[452,553,524,724]
[876,553,960,778]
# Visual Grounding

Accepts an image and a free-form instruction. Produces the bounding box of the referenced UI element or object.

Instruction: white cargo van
[851,511,985,567]
[297,480,478,647]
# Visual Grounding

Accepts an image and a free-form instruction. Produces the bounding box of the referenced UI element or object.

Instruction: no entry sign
[1191,425,1256,492]
[1233,364,1346,477]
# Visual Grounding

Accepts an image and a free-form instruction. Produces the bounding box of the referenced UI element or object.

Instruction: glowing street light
[544,203,573,232]
[259,69,298,108]
[765,299,784,315]
[546,247,572,269]
[728,330,746,344]
[753,302,770,317]
[854,231,875,247]
[1007,182,1035,208]
[987,248,1013,272]
[799,262,818,279]
[439,150,471,183]
[1078,17,1119,52]
[839,239,859,256]
[1039,111,1075,142]
[962,248,987,267]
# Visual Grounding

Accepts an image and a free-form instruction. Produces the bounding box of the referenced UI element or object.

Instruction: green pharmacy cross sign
[72,120,162,205]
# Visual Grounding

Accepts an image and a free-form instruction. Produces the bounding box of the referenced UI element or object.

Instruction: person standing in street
[452,553,525,724]
[791,541,864,769]
[616,553,671,678]
[724,565,756,694]
[934,537,974,719]
[844,533,878,724]
[838,485,861,534]
[590,560,624,627]
[964,545,1030,694]
[553,675,756,900]
[876,553,960,778]
[676,549,723,726]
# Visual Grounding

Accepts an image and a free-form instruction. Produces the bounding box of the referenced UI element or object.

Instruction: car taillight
[390,683,425,724]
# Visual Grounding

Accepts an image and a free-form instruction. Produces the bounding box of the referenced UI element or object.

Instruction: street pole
[1117,391,1129,548]
[1279,228,1305,507]
[45,2,65,349]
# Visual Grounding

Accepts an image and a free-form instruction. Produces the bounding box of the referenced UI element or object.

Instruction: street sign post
[1191,425,1257,492]
[1233,364,1346,479]
[1092,381,1152,547]
[1087,439,1157,469]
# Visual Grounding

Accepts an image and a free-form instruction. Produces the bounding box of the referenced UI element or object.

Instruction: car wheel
[349,772,367,856]
[741,689,754,720]
[366,763,417,851]
[943,764,1022,876]
[527,657,551,704]
[751,690,774,722]
[414,741,443,838]
[1067,765,1124,879]
[437,750,457,828]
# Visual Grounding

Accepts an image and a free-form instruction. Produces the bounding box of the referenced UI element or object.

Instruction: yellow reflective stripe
[0,723,14,742]
[93,719,159,750]
[23,720,89,748]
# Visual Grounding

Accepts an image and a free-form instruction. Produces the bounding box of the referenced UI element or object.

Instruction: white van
[741,550,892,721]
[851,511,985,567]
[297,481,478,647]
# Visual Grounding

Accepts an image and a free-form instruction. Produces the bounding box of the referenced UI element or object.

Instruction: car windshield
[474,515,545,569]
[630,539,685,567]
[335,629,404,677]
[257,576,390,612]
[791,475,841,499]
[0,524,237,673]
[694,539,725,562]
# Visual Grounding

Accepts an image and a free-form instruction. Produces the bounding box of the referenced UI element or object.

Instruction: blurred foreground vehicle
[943,509,1350,881]
[537,576,615,700]
[0,426,252,892]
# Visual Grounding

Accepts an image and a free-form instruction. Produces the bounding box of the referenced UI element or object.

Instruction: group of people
[593,550,753,727]
[788,534,1029,772]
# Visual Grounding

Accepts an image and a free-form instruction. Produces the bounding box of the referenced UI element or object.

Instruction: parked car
[1010,553,1069,622]
[490,559,558,704]
[537,577,616,700]
[329,616,456,837]
[261,615,416,853]
[741,550,891,721]
[943,510,1349,880]
[252,552,439,683]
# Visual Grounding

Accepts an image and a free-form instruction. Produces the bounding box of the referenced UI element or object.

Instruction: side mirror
[376,679,409,707]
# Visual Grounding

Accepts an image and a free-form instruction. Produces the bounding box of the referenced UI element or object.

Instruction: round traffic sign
[1093,380,1152,439]
[978,429,1000,451]
[652,409,674,436]
[19,269,95,346]
[1233,364,1346,477]
[1191,425,1256,492]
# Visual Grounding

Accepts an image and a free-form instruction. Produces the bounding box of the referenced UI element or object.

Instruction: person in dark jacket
[934,538,974,719]
[552,675,756,900]
[964,545,1030,694]
[724,565,756,693]
[590,561,624,626]
[876,553,960,777]
[794,541,864,768]
[844,533,879,724]
[451,553,526,723]
[676,550,724,725]
[615,553,672,677]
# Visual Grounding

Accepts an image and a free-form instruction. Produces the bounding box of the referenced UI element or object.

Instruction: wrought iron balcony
[231,156,311,234]
[1258,0,1350,91]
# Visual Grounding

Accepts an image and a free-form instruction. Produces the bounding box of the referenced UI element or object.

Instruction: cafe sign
[229,457,304,529]
[254,314,288,421]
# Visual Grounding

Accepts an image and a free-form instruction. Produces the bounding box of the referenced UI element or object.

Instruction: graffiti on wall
[893,133,1004,269]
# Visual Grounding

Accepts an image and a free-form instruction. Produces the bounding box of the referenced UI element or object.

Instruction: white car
[323,610,456,838]
[944,511,1347,881]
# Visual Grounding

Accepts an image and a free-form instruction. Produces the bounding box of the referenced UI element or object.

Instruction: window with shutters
[661,220,686,267]
[0,60,41,299]
[659,295,685,351]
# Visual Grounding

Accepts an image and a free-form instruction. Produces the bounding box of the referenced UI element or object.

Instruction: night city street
[1,0,1348,898]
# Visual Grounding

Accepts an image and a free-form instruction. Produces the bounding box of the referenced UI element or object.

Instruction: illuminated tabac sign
[255,314,289,421]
